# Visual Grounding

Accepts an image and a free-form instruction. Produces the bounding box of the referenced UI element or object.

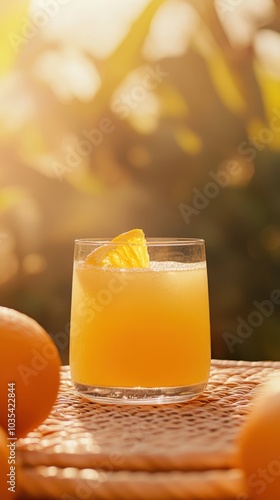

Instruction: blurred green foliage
[1,0,280,363]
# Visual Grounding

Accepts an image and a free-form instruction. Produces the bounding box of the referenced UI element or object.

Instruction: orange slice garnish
[84,229,150,268]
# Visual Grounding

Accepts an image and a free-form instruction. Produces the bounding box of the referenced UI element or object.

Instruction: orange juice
[70,260,210,392]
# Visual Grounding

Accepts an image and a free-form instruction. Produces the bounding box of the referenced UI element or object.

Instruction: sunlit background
[1,0,280,363]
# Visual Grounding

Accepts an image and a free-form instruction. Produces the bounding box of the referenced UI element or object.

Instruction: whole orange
[238,377,280,500]
[0,426,19,499]
[0,307,61,438]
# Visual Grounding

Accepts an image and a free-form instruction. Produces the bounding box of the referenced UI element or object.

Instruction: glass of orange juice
[69,230,211,404]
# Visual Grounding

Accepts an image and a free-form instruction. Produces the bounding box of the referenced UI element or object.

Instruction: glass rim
[74,237,205,247]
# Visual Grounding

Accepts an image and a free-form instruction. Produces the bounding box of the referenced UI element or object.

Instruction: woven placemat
[18,360,280,499]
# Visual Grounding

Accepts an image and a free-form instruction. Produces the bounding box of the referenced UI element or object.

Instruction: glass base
[74,381,207,405]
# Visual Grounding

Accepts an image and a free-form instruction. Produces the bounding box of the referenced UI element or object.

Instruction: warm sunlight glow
[32,0,150,58]
[143,1,198,60]
[215,0,275,47]
[255,30,280,78]
[219,157,255,187]
[111,66,161,133]
[34,49,101,102]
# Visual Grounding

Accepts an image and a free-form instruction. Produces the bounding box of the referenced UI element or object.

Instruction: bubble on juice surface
[150,261,206,272]
[76,260,206,272]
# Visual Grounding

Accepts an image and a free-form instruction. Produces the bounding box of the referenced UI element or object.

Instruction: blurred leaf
[256,65,280,110]
[174,126,202,155]
[91,0,166,118]
[190,1,265,121]
[207,49,246,115]
[254,66,280,151]
[193,29,246,116]
[0,1,30,77]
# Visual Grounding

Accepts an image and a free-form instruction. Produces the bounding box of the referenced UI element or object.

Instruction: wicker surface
[18,360,280,499]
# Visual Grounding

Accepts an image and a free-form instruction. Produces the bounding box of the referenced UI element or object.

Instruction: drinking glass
[70,238,211,404]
